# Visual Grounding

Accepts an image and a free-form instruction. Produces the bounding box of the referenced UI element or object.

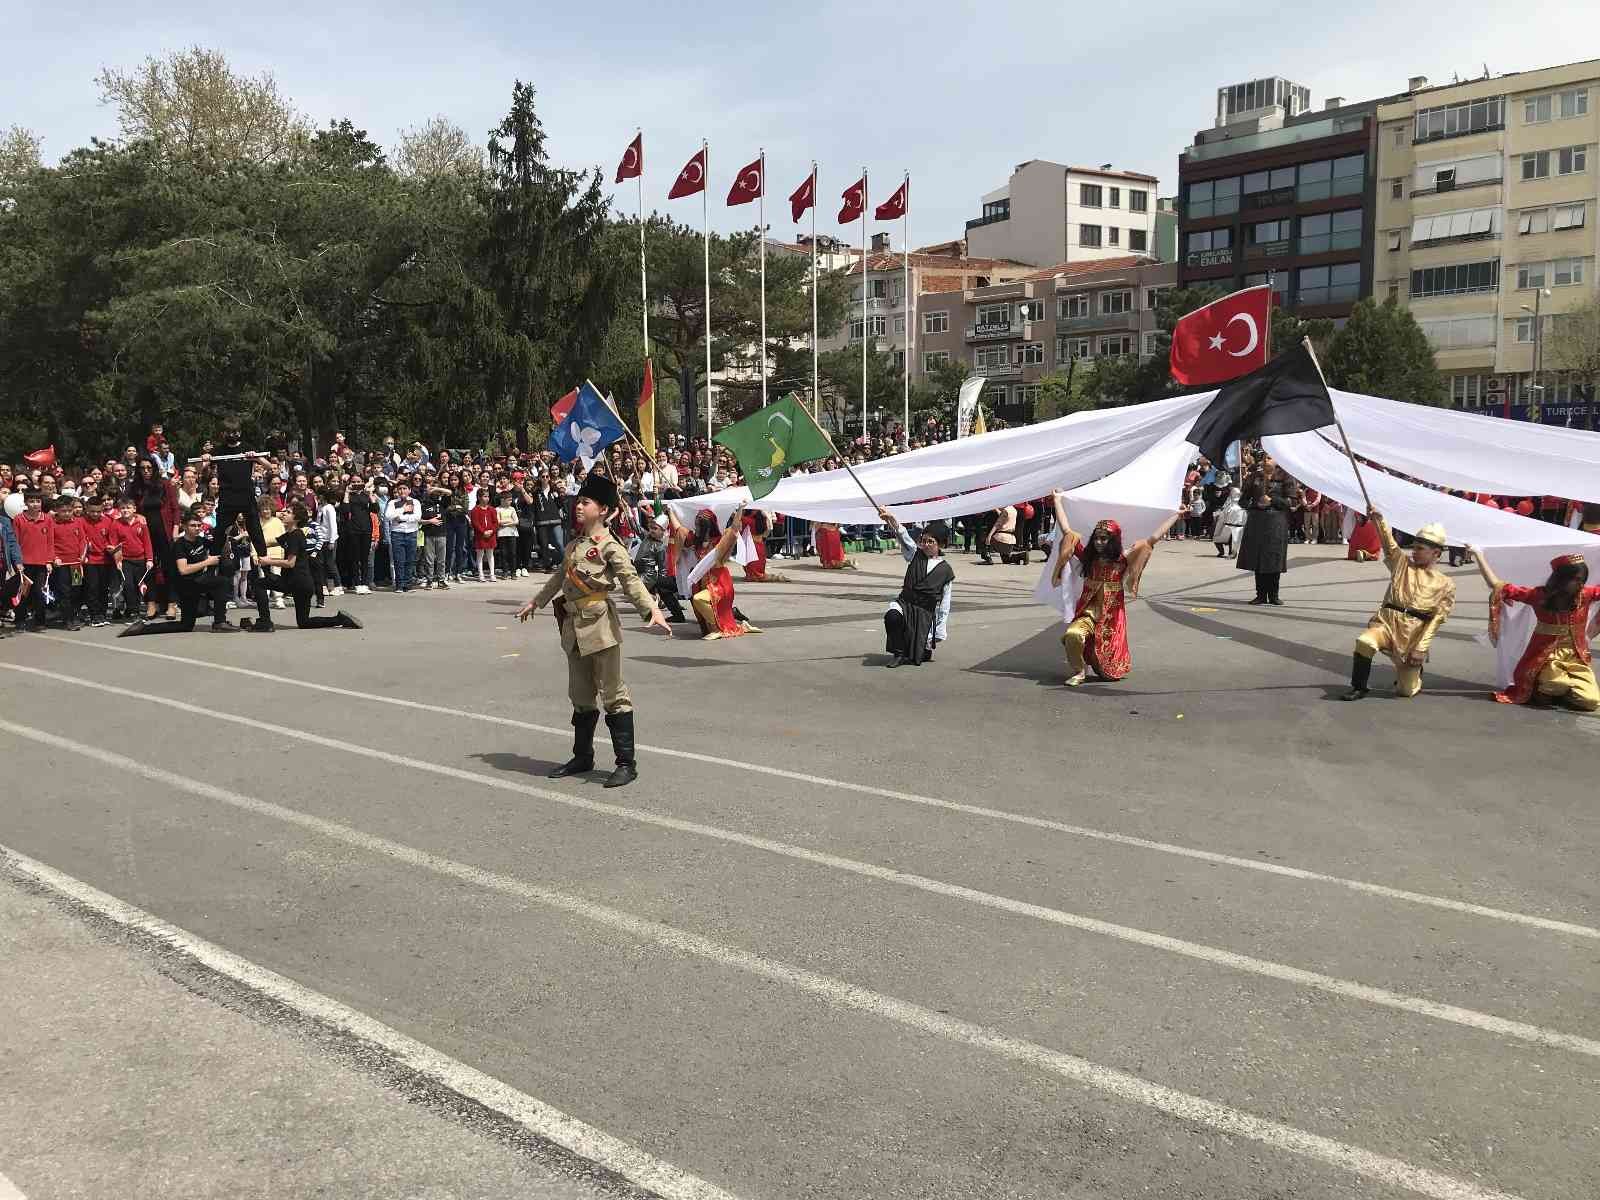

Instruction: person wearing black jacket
[121,508,239,635]
[208,425,268,560]
[338,488,372,594]
[632,514,687,622]
[242,503,362,632]
[531,475,565,571]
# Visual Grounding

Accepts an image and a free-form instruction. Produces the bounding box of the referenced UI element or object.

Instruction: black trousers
[255,571,343,628]
[210,500,268,558]
[49,565,81,626]
[651,578,686,622]
[124,575,231,633]
[121,559,148,614]
[84,562,119,619]
[534,524,562,570]
[338,534,370,590]
[1254,571,1281,602]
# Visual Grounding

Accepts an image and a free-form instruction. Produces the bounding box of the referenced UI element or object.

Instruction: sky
[6,1,1596,251]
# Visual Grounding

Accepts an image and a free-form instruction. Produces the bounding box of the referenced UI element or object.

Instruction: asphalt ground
[1,539,1595,1200]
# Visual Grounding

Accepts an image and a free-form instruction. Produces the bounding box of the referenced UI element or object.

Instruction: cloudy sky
[7,1,1594,247]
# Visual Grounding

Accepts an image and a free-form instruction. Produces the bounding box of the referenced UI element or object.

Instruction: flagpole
[1303,336,1372,511]
[702,139,712,444]
[637,128,648,358]
[796,387,884,511]
[860,166,868,444]
[901,170,909,447]
[759,149,768,408]
[810,163,819,424]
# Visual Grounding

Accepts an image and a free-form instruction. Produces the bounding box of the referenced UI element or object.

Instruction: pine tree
[1323,296,1446,406]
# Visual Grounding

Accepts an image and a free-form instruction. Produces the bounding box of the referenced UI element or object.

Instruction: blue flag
[546,382,626,464]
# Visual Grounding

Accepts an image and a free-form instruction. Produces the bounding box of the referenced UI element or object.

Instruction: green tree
[1323,295,1446,405]
[1546,295,1600,429]
[817,346,901,439]
[396,116,482,180]
[1035,360,1099,421]
[1270,305,1335,357]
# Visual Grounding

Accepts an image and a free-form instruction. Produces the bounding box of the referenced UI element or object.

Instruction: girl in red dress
[814,522,854,570]
[674,508,761,640]
[740,510,787,582]
[1471,548,1600,711]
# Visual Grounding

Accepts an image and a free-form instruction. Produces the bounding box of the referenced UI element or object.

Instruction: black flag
[1185,341,1336,468]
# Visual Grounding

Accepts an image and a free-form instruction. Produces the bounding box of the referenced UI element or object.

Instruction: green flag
[713,393,835,499]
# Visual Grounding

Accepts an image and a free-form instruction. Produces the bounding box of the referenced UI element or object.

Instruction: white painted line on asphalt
[32,636,1600,942]
[0,846,739,1200]
[0,1172,26,1200]
[4,669,1597,1063]
[0,764,1528,1200]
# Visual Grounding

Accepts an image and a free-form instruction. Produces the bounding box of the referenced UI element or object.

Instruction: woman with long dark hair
[1471,548,1599,711]
[127,457,178,619]
[243,503,362,633]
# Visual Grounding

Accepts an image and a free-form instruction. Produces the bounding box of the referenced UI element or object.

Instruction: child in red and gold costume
[1470,548,1599,712]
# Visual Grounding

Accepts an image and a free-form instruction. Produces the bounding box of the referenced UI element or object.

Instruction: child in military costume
[518,474,670,787]
[1342,509,1455,701]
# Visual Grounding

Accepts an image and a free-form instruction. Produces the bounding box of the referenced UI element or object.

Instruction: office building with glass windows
[1177,79,1386,320]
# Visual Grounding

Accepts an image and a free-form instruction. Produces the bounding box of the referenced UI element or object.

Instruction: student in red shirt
[81,494,121,626]
[49,494,89,630]
[469,490,500,581]
[112,497,151,622]
[12,491,53,631]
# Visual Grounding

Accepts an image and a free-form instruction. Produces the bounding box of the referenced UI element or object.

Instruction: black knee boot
[550,709,600,777]
[1341,653,1372,701]
[603,711,637,789]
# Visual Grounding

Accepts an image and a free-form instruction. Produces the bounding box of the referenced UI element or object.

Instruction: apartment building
[917,256,1178,423]
[965,160,1163,267]
[1177,76,1388,320]
[1372,60,1600,417]
[815,235,1033,379]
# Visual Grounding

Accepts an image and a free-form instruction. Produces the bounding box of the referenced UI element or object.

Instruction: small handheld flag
[713,393,835,500]
[546,382,628,466]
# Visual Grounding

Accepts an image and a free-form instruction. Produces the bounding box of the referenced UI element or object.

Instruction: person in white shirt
[653,453,678,492]
[385,480,423,592]
[317,492,342,595]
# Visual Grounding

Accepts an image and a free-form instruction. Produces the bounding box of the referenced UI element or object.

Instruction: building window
[1514,316,1536,343]
[1129,189,1148,212]
[1559,146,1588,175]
[1296,210,1362,254]
[1056,335,1091,362]
[1143,332,1161,356]
[1553,257,1586,286]
[1100,290,1133,315]
[1128,228,1147,252]
[1526,89,1589,123]
[1107,227,1120,246]
[1522,151,1549,180]
[1186,228,1231,253]
[1516,261,1546,289]
[1079,224,1102,247]
[1296,155,1364,203]
[1414,96,1504,141]
[1249,218,1292,244]
[893,315,906,334]
[1552,203,1587,230]
[976,302,1010,326]
[1519,148,1582,180]
[1419,316,1496,349]
[924,351,950,371]
[1018,300,1044,322]
[1058,293,1090,319]
[974,345,1010,369]
[1109,187,1121,208]
[1391,179,1403,199]
[1144,286,1171,311]
[1519,208,1550,235]
[1097,335,1133,357]
[866,315,887,336]
[1298,262,1360,305]
[922,310,949,334]
[1450,374,1487,407]
[1018,342,1045,365]
[868,279,887,299]
[1409,205,1499,245]
[1409,260,1501,298]
[1080,183,1103,207]
[1386,230,1403,251]
[1186,177,1240,218]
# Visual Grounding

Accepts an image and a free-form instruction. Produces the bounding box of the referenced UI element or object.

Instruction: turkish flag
[1169,285,1271,387]
[874,179,908,221]
[668,148,707,200]
[23,445,56,468]
[550,388,578,424]
[838,175,866,224]
[615,133,643,184]
[789,171,815,222]
[727,156,763,206]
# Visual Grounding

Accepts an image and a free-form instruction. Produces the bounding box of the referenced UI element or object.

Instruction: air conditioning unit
[1435,168,1456,192]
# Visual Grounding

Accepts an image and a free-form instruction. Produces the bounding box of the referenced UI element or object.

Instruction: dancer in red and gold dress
[1346,511,1383,562]
[1049,490,1181,687]
[814,522,854,570]
[739,510,787,582]
[1471,548,1599,712]
[672,507,762,640]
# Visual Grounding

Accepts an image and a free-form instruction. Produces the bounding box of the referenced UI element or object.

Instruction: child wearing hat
[1342,508,1456,701]
[517,473,670,788]
[876,507,954,667]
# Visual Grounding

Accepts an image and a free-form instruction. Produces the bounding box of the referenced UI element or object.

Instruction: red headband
[1094,519,1122,539]
[1551,552,1587,570]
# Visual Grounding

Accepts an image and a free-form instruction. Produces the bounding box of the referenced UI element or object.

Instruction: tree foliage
[1547,295,1600,401]
[1322,296,1446,406]
[397,116,483,180]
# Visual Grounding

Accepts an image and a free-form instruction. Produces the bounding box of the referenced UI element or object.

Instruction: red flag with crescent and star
[668,147,707,199]
[615,133,643,184]
[874,179,908,221]
[838,175,866,224]
[1169,284,1271,387]
[789,170,816,222]
[727,156,763,206]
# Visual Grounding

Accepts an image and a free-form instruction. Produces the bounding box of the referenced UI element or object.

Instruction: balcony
[971,362,1023,379]
[1056,311,1138,333]
[965,210,1010,230]
[1183,114,1367,162]
[966,319,1026,341]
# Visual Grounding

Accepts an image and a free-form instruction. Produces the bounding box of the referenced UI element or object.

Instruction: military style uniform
[531,529,658,714]
[1349,516,1455,698]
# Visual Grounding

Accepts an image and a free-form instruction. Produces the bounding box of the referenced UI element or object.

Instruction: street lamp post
[1520,287,1553,422]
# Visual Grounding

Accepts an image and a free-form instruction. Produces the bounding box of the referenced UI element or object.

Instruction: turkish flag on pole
[23,445,56,468]
[550,388,578,424]
[874,179,908,221]
[838,175,866,224]
[789,171,816,222]
[726,156,763,206]
[1169,284,1271,387]
[667,148,707,199]
[615,133,643,184]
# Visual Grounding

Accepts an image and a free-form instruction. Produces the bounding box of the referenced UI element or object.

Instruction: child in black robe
[878,509,954,667]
